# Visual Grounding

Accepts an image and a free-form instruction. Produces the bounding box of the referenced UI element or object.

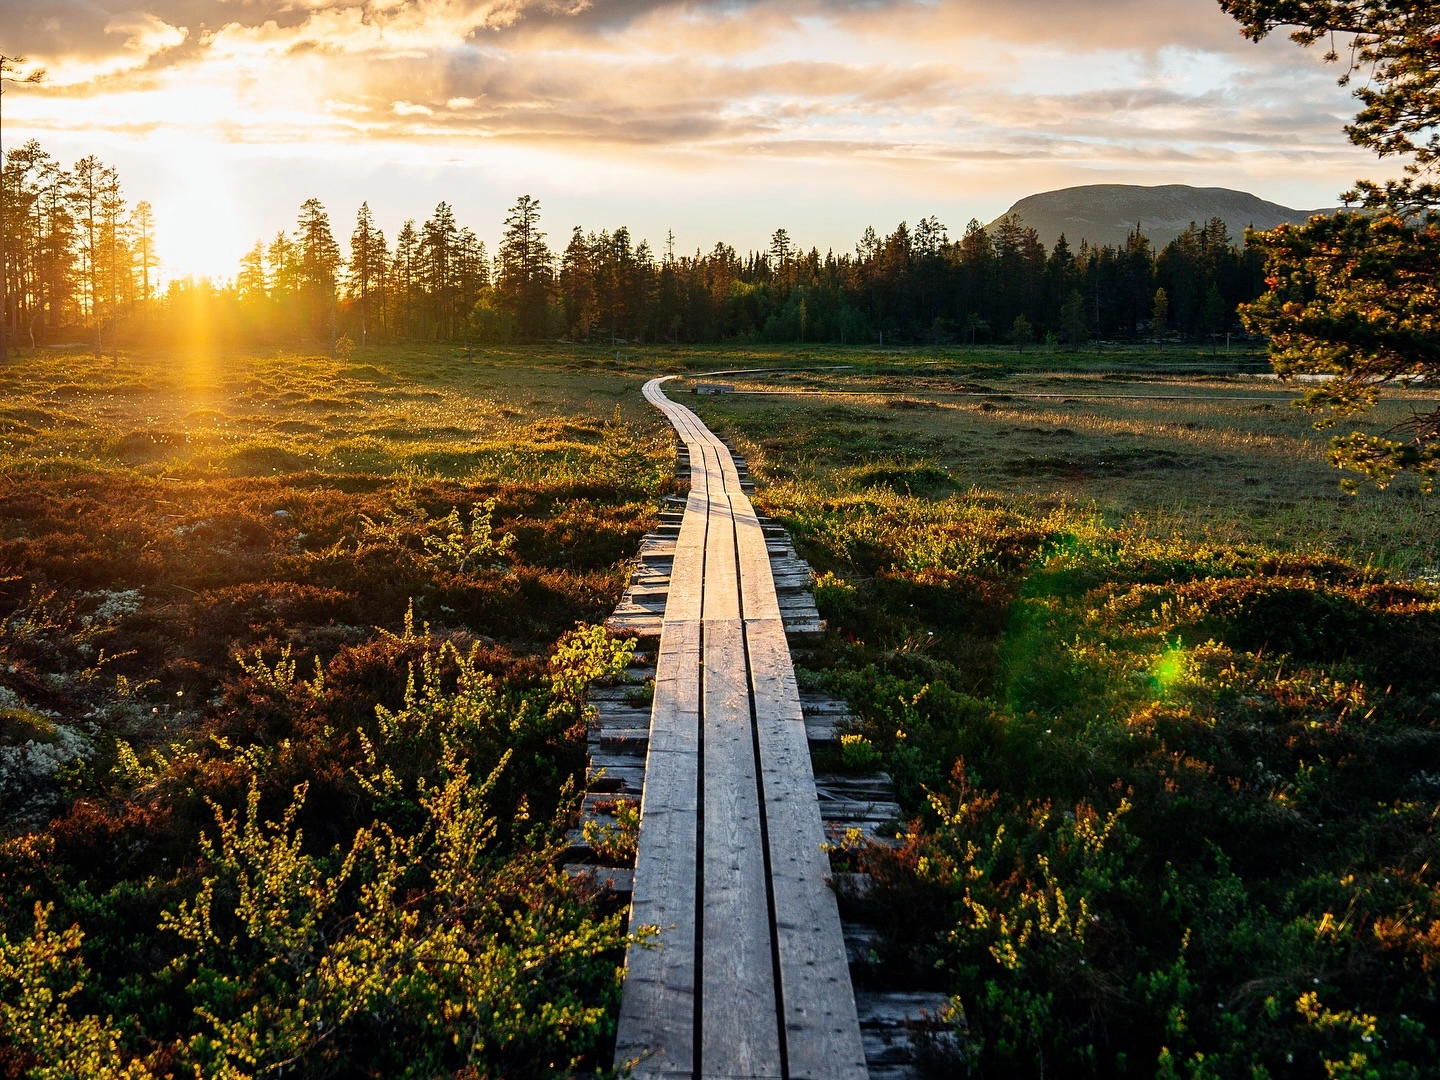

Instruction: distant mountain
[988,184,1340,249]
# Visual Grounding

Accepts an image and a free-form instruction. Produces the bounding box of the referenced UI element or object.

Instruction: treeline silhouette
[0,141,158,350]
[2,140,1267,350]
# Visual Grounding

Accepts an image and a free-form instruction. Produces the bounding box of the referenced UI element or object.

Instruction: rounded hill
[990,183,1339,248]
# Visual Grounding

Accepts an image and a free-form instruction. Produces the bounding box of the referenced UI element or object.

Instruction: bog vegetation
[0,3,1437,1076]
[697,366,1440,1077]
[0,345,674,1078]
[0,340,1436,1079]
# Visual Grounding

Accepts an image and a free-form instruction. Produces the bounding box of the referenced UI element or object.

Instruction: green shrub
[759,481,1440,1077]
[839,733,882,772]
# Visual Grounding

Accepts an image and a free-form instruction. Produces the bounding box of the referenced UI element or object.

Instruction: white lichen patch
[0,715,94,820]
[83,588,144,626]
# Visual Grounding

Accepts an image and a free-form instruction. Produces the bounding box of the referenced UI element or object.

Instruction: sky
[3,0,1381,282]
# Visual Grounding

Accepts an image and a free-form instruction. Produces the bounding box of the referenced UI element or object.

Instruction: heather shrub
[0,348,670,1078]
[761,477,1440,1077]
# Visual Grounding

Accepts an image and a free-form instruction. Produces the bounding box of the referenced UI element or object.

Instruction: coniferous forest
[2,140,1266,351]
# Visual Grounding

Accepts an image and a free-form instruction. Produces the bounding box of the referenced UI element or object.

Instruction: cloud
[12,1,1349,148]
[107,12,188,52]
[6,2,214,60]
[5,0,1377,280]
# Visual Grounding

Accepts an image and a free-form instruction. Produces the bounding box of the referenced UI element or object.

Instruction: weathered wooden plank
[665,526,708,626]
[864,1065,926,1080]
[824,820,902,846]
[817,800,903,825]
[589,724,651,754]
[614,612,701,1077]
[701,616,782,1078]
[611,597,669,618]
[770,578,815,593]
[745,622,869,1080]
[617,380,711,1078]
[582,791,641,817]
[769,557,815,578]
[593,695,654,715]
[783,617,827,637]
[802,715,841,744]
[853,989,953,1027]
[566,864,636,896]
[625,581,673,600]
[593,714,852,754]
[798,692,853,714]
[813,774,897,801]
[842,920,881,966]
[737,514,784,626]
[700,480,741,626]
[587,758,647,794]
[607,614,665,636]
[783,627,827,645]
[589,688,655,705]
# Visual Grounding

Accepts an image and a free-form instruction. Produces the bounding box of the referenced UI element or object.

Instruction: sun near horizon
[6,0,1379,285]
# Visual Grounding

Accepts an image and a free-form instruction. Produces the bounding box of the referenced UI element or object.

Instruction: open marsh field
[686,352,1440,1077]
[1,342,1438,1078]
[693,360,1439,578]
[0,344,677,1078]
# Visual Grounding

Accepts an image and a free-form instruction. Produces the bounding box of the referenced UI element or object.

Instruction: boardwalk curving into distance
[614,377,867,1080]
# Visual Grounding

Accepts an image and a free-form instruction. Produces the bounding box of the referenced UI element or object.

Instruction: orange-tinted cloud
[3,0,1380,278]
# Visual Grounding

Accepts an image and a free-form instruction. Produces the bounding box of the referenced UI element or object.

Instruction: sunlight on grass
[698,359,1440,1075]
[1148,642,1188,696]
[698,364,1438,577]
[0,343,679,1078]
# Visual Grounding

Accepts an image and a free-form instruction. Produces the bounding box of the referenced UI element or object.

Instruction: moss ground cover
[697,368,1440,1077]
[0,345,673,1078]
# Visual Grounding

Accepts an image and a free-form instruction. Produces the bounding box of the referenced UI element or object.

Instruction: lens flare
[1150,643,1189,695]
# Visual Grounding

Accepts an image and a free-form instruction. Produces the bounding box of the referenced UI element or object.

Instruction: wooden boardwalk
[614,377,867,1080]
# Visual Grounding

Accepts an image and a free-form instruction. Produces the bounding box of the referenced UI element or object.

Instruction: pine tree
[421,203,459,340]
[1010,313,1035,353]
[1059,289,1088,349]
[268,230,299,333]
[36,156,75,339]
[130,201,157,316]
[349,202,384,346]
[392,221,419,339]
[2,140,49,346]
[97,165,127,344]
[768,228,794,268]
[237,241,266,304]
[1151,287,1169,337]
[1218,0,1440,487]
[498,195,552,340]
[71,156,101,340]
[454,227,486,335]
[294,198,341,342]
[560,226,597,342]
